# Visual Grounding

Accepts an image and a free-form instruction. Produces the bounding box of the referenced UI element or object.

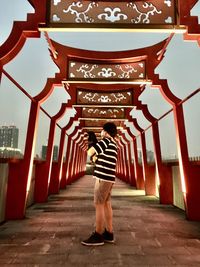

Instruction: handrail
[135,87,200,137]
[2,69,62,130]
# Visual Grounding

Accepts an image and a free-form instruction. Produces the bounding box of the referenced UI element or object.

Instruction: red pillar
[34,118,56,202]
[152,121,173,204]
[133,119,156,195]
[67,137,75,184]
[126,127,145,190]
[151,77,200,219]
[121,131,136,186]
[174,104,200,220]
[118,139,126,182]
[5,101,40,219]
[60,135,71,188]
[49,127,66,194]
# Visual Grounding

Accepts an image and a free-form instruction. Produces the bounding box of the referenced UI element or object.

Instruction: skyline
[0,1,200,159]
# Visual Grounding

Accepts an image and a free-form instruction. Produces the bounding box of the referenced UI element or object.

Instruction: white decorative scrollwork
[70,73,75,78]
[76,64,98,78]
[70,62,76,67]
[87,108,98,114]
[165,17,172,23]
[115,64,137,78]
[54,0,61,5]
[79,91,131,105]
[51,0,175,25]
[98,96,112,103]
[111,93,126,102]
[83,93,99,102]
[128,2,162,24]
[98,7,128,22]
[63,1,98,23]
[53,14,61,22]
[98,68,116,78]
[164,0,172,7]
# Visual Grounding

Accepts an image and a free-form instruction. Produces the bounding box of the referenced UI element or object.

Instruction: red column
[49,127,66,194]
[174,104,200,220]
[34,118,56,202]
[34,103,68,202]
[5,100,40,219]
[122,130,136,187]
[118,138,128,182]
[66,127,80,184]
[60,135,71,188]
[151,77,200,220]
[152,121,173,204]
[133,119,156,196]
[127,127,145,190]
[120,135,131,184]
[116,139,122,180]
[66,136,74,185]
[69,130,82,183]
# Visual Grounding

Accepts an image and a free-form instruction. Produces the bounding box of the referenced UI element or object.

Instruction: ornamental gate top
[68,60,146,83]
[50,38,168,84]
[74,86,140,129]
[76,89,134,106]
[43,0,186,32]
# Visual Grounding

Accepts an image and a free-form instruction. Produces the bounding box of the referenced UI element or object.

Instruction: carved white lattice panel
[49,0,176,26]
[69,60,145,81]
[77,89,133,105]
[82,107,125,118]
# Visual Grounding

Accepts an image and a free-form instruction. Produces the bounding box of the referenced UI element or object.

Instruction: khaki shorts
[94,179,114,204]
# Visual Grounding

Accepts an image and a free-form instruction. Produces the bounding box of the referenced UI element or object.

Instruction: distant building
[41,145,59,161]
[138,149,155,164]
[0,147,23,158]
[53,145,58,161]
[0,125,19,148]
[41,145,47,160]
[0,125,22,158]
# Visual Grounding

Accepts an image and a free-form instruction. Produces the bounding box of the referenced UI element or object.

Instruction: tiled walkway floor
[1,175,200,266]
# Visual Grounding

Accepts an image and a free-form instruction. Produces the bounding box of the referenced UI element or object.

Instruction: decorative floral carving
[76,64,98,78]
[54,0,61,6]
[98,7,127,22]
[53,14,61,22]
[98,96,112,103]
[98,68,116,78]
[63,1,98,23]
[83,108,124,118]
[111,93,126,102]
[77,90,133,105]
[164,0,172,7]
[82,92,99,102]
[116,64,137,78]
[69,61,145,80]
[128,2,162,24]
[50,0,176,25]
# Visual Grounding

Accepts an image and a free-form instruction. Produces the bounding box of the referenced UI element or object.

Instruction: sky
[0,0,200,159]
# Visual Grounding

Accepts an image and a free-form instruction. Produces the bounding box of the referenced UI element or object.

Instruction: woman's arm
[87,146,96,157]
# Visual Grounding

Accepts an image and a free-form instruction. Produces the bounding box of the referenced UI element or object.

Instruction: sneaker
[102,229,115,243]
[81,231,104,246]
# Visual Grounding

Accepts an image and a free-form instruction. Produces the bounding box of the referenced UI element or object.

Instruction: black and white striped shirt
[92,137,117,183]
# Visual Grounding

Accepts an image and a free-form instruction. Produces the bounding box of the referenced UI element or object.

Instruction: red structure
[0,1,200,222]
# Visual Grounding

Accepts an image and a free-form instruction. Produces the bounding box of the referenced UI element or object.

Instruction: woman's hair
[87,131,98,148]
[103,122,117,138]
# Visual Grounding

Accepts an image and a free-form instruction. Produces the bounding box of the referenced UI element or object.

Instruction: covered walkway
[1,175,200,266]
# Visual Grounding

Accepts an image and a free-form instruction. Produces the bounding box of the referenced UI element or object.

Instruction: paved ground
[1,175,200,266]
